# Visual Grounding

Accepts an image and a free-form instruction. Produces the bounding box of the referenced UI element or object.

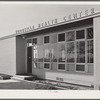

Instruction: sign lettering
[16,8,95,34]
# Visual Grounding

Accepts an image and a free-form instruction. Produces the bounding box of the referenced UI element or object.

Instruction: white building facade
[0,8,100,89]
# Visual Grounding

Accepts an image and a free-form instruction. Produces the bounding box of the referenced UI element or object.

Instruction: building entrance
[27,47,32,73]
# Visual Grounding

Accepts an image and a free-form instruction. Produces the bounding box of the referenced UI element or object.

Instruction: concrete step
[11,75,37,81]
[0,73,12,80]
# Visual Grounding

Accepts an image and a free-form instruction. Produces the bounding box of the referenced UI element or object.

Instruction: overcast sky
[0,2,100,37]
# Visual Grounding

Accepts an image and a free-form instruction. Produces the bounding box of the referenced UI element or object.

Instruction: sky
[0,2,100,37]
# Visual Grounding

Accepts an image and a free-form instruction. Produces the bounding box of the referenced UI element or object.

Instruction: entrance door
[27,47,32,73]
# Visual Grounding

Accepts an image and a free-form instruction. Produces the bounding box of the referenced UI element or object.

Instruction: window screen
[33,38,37,44]
[58,33,65,42]
[58,64,65,70]
[76,30,85,39]
[44,36,50,43]
[76,65,85,71]
[66,31,75,41]
[44,63,50,69]
[87,28,93,39]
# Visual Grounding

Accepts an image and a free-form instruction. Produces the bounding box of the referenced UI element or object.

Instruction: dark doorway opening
[27,47,32,74]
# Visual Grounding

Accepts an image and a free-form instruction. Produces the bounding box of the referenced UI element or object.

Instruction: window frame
[58,33,65,42]
[26,39,33,47]
[86,27,93,64]
[26,25,93,74]
[44,35,50,44]
[43,63,51,70]
[75,64,88,73]
[74,26,93,72]
[57,63,66,71]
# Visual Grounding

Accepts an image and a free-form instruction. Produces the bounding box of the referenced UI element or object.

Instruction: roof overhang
[16,11,100,36]
[0,11,100,40]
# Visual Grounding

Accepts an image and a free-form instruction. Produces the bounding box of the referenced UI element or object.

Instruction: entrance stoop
[11,74,37,81]
[0,73,12,80]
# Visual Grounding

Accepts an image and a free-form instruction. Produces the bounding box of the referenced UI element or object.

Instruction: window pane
[76,41,85,63]
[58,33,65,42]
[66,31,75,41]
[76,30,85,39]
[51,34,57,43]
[37,63,43,69]
[27,39,32,46]
[58,43,66,62]
[58,64,65,70]
[51,44,57,62]
[33,45,38,62]
[32,62,38,68]
[87,40,93,63]
[38,45,44,62]
[67,42,75,63]
[44,63,50,69]
[44,45,51,62]
[87,28,93,39]
[76,65,85,71]
[33,38,37,45]
[44,36,49,43]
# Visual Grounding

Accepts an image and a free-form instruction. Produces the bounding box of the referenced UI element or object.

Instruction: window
[58,43,66,62]
[51,44,57,62]
[87,27,93,63]
[30,26,94,73]
[76,65,85,71]
[38,45,44,62]
[33,63,38,68]
[67,42,75,63]
[44,36,50,43]
[33,45,38,62]
[44,63,50,69]
[76,41,85,63]
[27,39,32,46]
[76,30,85,39]
[87,40,93,63]
[66,31,75,41]
[33,38,37,45]
[58,33,65,42]
[87,28,93,39]
[37,63,43,69]
[44,45,51,62]
[58,64,65,70]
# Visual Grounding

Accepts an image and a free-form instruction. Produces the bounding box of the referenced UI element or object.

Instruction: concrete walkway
[0,79,37,89]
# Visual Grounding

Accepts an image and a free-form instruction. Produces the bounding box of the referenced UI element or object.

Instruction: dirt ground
[0,79,59,90]
[0,79,93,90]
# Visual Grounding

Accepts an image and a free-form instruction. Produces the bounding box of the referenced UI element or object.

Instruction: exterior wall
[94,16,100,89]
[32,69,93,86]
[16,36,26,74]
[0,37,16,75]
[28,23,94,86]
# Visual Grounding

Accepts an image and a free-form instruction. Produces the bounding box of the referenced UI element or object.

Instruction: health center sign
[16,8,95,34]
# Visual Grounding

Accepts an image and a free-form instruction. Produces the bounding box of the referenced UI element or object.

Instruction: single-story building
[0,8,100,89]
